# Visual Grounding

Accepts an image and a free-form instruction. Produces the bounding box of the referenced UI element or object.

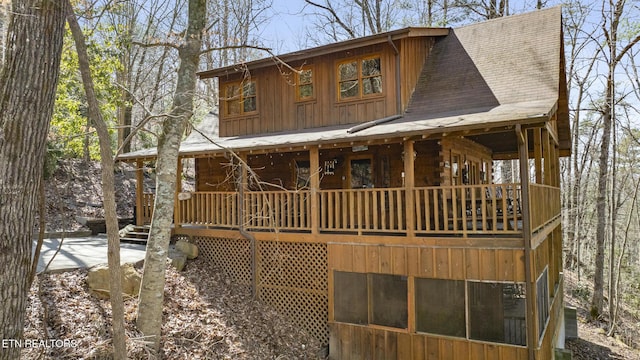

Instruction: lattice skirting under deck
[193,236,329,345]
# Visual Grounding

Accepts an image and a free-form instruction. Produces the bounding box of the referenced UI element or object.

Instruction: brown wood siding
[440,137,493,186]
[414,140,441,186]
[328,244,525,282]
[329,323,528,360]
[218,44,400,137]
[246,152,309,190]
[195,157,234,191]
[399,37,434,112]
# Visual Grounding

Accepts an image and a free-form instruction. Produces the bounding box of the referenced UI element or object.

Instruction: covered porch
[131,123,561,241]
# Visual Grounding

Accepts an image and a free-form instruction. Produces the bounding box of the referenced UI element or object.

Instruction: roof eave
[198,27,450,79]
[117,112,551,162]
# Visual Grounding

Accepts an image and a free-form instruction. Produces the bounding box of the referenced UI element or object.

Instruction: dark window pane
[339,61,358,80]
[415,278,466,337]
[362,57,381,76]
[340,80,359,99]
[299,84,313,99]
[370,274,407,328]
[228,100,240,115]
[469,282,527,346]
[334,271,368,325]
[225,84,241,115]
[243,97,256,112]
[503,283,527,346]
[243,81,256,96]
[537,269,549,339]
[363,76,382,95]
[296,160,311,188]
[225,83,240,98]
[469,282,504,343]
[300,69,312,84]
[350,158,372,189]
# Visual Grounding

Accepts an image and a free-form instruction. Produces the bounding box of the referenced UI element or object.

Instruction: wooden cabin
[120,7,570,360]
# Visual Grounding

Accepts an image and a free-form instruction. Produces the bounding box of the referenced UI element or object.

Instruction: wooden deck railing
[529,184,561,233]
[142,193,155,224]
[144,182,560,237]
[177,192,238,228]
[244,190,311,231]
[318,188,406,233]
[413,184,523,235]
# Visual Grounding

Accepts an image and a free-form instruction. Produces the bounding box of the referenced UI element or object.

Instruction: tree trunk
[0,1,67,358]
[66,5,127,358]
[29,176,47,286]
[136,0,206,353]
[591,76,612,319]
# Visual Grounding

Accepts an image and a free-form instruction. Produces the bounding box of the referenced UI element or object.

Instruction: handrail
[176,191,238,228]
[159,183,560,237]
[243,190,311,231]
[141,193,155,224]
[318,188,406,233]
[529,184,561,233]
[413,184,523,235]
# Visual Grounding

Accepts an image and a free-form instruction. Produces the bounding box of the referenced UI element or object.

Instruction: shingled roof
[404,6,569,153]
[119,7,569,161]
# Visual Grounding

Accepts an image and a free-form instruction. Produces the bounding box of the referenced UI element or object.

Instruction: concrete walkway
[34,234,147,273]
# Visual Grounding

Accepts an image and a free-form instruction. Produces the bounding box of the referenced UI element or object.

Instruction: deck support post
[403,140,415,237]
[533,128,543,184]
[136,159,144,226]
[517,125,536,360]
[543,129,552,186]
[310,146,320,234]
[174,157,182,230]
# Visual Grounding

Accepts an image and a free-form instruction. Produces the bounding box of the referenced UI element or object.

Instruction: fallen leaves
[23,258,325,359]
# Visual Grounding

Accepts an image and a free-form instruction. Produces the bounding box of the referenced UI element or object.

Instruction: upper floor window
[297,68,314,101]
[224,80,256,116]
[338,55,382,100]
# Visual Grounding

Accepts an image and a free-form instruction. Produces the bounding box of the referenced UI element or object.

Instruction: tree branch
[132,40,180,50]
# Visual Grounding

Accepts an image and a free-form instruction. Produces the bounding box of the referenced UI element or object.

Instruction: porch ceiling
[118,98,555,161]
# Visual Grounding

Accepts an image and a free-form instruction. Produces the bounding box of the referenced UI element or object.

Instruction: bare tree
[303,0,403,41]
[135,0,207,353]
[0,1,67,358]
[591,0,640,319]
[66,3,128,357]
[562,0,600,276]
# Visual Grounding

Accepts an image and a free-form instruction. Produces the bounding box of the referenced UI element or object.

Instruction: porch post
[135,159,144,226]
[533,128,543,184]
[174,157,182,230]
[404,139,415,237]
[310,146,320,234]
[549,135,559,187]
[543,129,552,186]
[517,125,536,360]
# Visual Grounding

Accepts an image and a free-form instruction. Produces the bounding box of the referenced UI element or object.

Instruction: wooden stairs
[121,225,150,245]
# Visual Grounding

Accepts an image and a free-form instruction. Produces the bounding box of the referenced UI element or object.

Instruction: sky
[259,0,310,54]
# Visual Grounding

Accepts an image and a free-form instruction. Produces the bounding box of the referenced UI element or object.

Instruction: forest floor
[22,159,640,359]
[564,271,640,360]
[23,258,325,359]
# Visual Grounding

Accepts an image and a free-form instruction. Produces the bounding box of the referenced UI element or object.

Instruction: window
[338,56,382,100]
[415,278,466,337]
[537,268,550,339]
[224,80,256,116]
[297,68,314,101]
[350,158,373,188]
[370,274,408,328]
[468,282,527,346]
[333,271,407,329]
[334,272,368,324]
[295,160,311,189]
[451,154,460,185]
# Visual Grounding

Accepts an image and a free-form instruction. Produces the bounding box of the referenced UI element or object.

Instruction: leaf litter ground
[23,257,324,359]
